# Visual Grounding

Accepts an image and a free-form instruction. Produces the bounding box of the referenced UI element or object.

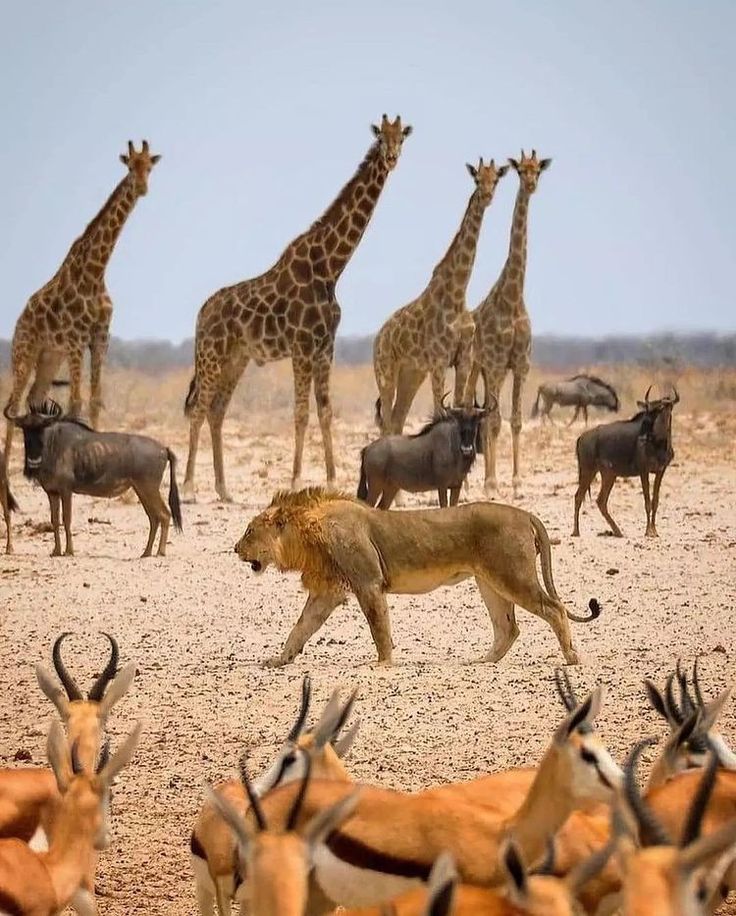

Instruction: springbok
[204,755,361,916]
[0,720,141,916]
[250,686,620,910]
[191,676,359,915]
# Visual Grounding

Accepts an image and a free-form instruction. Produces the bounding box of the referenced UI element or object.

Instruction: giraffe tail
[184,375,198,417]
[374,397,383,429]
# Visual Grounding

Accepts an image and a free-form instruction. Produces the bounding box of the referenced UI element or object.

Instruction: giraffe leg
[89,323,110,428]
[510,370,527,495]
[453,330,474,408]
[209,361,248,503]
[390,367,424,435]
[3,352,36,473]
[291,356,312,490]
[374,363,398,436]
[28,349,64,408]
[65,348,84,419]
[430,365,447,413]
[482,378,503,496]
[48,493,62,557]
[312,355,336,487]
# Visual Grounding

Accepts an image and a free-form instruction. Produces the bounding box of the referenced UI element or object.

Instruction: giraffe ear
[508,158,520,172]
[466,163,478,180]
[150,155,162,165]
[120,154,130,166]
[371,124,381,138]
[402,125,413,138]
[539,158,552,171]
[497,165,510,178]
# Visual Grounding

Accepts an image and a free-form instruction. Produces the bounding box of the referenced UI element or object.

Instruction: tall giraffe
[372,159,508,436]
[3,141,160,470]
[183,115,412,502]
[468,149,551,496]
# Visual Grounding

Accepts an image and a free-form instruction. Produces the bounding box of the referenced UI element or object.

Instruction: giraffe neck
[428,188,487,306]
[63,173,142,283]
[294,143,390,282]
[500,184,531,300]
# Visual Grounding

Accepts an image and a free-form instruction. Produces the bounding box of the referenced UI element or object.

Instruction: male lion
[234,487,600,667]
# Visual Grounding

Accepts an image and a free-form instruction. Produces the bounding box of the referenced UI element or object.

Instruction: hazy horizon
[2,1,734,345]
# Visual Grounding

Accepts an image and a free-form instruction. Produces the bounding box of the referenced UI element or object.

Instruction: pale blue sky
[1,1,734,342]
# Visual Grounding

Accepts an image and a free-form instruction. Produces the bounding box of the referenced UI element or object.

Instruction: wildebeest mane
[409,410,461,439]
[568,374,618,399]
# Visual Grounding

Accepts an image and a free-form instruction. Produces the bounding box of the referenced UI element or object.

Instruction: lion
[234,487,600,667]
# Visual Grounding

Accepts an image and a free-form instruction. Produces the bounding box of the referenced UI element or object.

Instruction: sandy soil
[1,393,735,914]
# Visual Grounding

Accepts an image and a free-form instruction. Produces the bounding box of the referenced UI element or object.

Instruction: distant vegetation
[0,332,734,375]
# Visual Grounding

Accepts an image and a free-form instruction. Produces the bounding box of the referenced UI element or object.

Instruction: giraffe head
[465,158,509,206]
[370,114,412,170]
[508,149,551,194]
[119,140,161,195]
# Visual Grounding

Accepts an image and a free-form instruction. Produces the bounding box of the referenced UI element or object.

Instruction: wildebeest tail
[166,449,183,531]
[531,513,601,623]
[531,387,542,419]
[184,375,198,417]
[374,397,382,429]
[357,448,368,501]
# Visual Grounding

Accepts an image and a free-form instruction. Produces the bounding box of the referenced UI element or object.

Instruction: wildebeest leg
[355,588,393,665]
[437,488,448,508]
[572,467,596,537]
[596,470,622,537]
[61,491,74,556]
[567,405,580,427]
[449,486,461,507]
[640,469,654,537]
[135,484,170,557]
[313,355,336,488]
[476,577,519,663]
[377,485,399,510]
[291,355,312,491]
[48,492,63,557]
[649,469,666,537]
[264,591,345,667]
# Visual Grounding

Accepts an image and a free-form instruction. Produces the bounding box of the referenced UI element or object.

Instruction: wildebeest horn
[624,738,672,847]
[286,753,312,831]
[644,385,653,406]
[52,633,83,701]
[88,632,119,702]
[440,392,451,411]
[239,754,267,831]
[3,403,17,421]
[287,675,311,742]
[671,386,679,405]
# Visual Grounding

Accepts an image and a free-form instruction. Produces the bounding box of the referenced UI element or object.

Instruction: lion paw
[262,655,289,668]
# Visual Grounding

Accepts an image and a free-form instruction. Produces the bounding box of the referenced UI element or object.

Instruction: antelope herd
[4,646,736,915]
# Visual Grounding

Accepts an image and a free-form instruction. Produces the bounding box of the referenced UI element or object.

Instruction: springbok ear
[312,690,343,749]
[501,840,528,903]
[46,720,71,792]
[466,163,478,180]
[424,852,457,916]
[539,158,552,171]
[497,164,510,178]
[334,719,361,758]
[36,665,70,718]
[97,721,142,785]
[304,788,361,847]
[204,782,252,854]
[98,662,136,717]
[402,125,413,138]
[700,688,733,733]
[371,124,381,138]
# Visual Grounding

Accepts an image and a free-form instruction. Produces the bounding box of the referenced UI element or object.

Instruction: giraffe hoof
[483,481,498,498]
[181,483,197,504]
[291,478,304,492]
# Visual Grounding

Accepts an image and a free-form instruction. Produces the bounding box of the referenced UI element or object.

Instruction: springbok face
[508,149,552,194]
[35,632,136,771]
[370,114,412,171]
[119,140,161,195]
[465,157,509,207]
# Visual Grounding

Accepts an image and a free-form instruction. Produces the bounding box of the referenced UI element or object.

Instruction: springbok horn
[676,660,696,717]
[286,753,312,831]
[88,632,119,702]
[692,657,705,709]
[52,633,83,701]
[624,738,672,847]
[286,674,311,742]
[665,672,684,725]
[239,755,267,831]
[70,740,84,776]
[680,747,718,848]
[554,668,578,712]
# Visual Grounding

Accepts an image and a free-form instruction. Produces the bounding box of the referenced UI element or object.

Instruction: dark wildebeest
[5,399,182,557]
[572,386,678,538]
[531,374,619,425]
[1,457,18,554]
[358,403,489,509]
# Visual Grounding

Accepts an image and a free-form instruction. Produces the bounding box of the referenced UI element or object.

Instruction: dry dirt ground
[1,366,735,914]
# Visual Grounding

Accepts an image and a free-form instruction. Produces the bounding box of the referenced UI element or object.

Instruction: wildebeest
[1,457,17,554]
[572,386,678,538]
[4,399,182,557]
[357,403,489,509]
[531,374,619,425]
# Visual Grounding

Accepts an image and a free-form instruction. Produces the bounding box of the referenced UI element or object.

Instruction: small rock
[14,749,32,762]
[606,568,620,576]
[713,644,727,654]
[140,596,148,603]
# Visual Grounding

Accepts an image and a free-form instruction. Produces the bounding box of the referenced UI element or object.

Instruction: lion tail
[357,448,368,502]
[531,514,601,623]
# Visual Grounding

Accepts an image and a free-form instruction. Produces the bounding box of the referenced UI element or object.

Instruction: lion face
[234,510,284,574]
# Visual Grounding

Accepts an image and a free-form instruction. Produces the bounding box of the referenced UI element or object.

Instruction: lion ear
[274,511,287,531]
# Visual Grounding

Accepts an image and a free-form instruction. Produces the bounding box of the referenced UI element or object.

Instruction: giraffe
[372,158,508,436]
[182,115,412,502]
[467,149,551,497]
[3,141,160,473]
